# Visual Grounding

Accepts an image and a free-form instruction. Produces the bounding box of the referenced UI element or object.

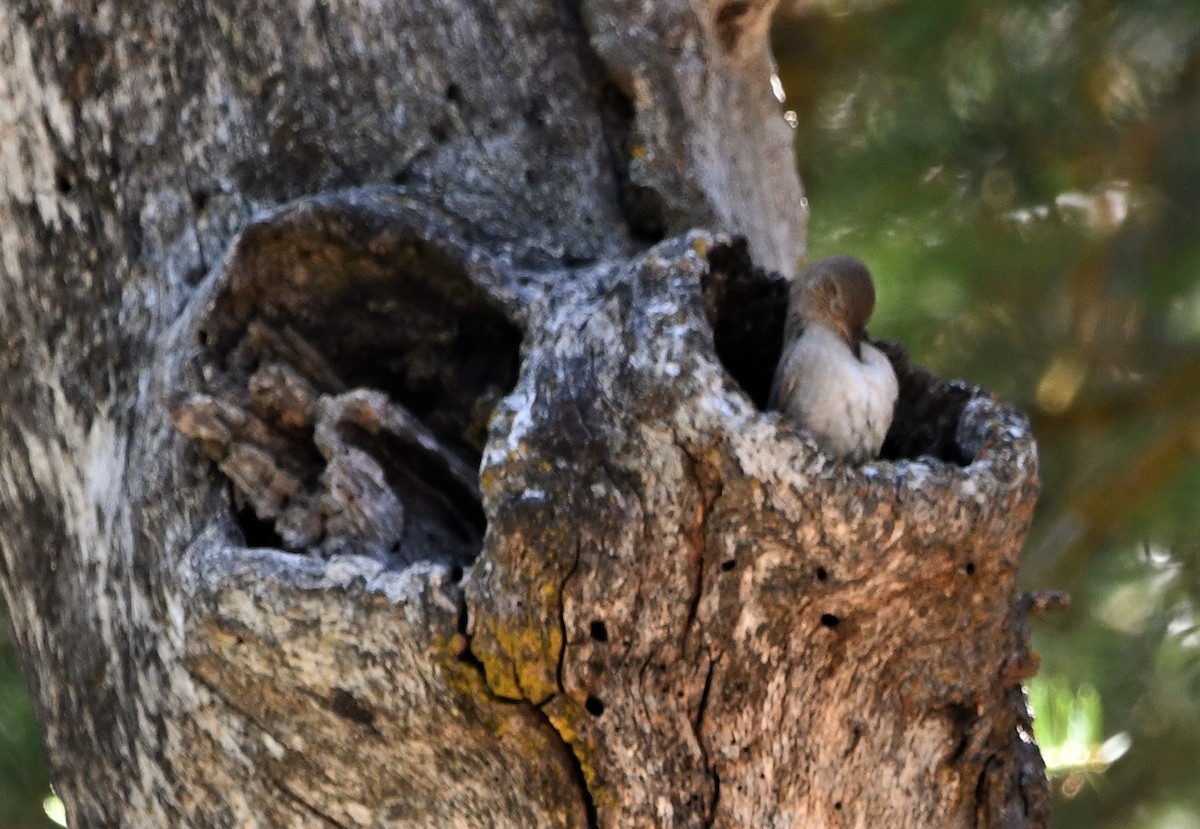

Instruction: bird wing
[768,344,799,411]
[859,343,899,448]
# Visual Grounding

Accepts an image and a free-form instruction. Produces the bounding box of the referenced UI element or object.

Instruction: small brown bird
[769,255,898,463]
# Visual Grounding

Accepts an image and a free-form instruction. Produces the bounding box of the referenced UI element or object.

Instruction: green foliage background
[2,1,1198,826]
[0,622,50,828]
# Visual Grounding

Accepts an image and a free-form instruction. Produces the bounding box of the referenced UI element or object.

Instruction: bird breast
[772,325,899,463]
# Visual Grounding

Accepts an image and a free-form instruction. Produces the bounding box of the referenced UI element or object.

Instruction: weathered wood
[0,1,1047,827]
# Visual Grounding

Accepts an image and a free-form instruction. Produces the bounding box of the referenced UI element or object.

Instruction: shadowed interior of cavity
[196,223,523,566]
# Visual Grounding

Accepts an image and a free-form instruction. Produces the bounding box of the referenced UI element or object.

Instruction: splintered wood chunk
[248,362,320,431]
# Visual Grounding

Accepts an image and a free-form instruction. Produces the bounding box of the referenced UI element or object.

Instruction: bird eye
[829,286,845,314]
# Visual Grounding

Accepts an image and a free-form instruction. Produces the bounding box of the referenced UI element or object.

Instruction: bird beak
[850,327,865,361]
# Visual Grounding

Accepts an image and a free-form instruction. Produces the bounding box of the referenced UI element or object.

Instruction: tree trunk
[0,1,1048,826]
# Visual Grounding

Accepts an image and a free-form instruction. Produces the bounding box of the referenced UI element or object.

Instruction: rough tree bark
[0,1,1049,827]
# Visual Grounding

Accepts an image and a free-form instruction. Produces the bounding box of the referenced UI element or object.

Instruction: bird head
[787,255,877,354]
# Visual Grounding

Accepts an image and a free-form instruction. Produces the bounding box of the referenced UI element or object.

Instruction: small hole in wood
[820,613,840,629]
[330,688,376,729]
[815,566,828,581]
[589,620,608,642]
[585,695,605,717]
[235,504,284,549]
[714,0,751,51]
[721,559,736,572]
[964,561,976,576]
